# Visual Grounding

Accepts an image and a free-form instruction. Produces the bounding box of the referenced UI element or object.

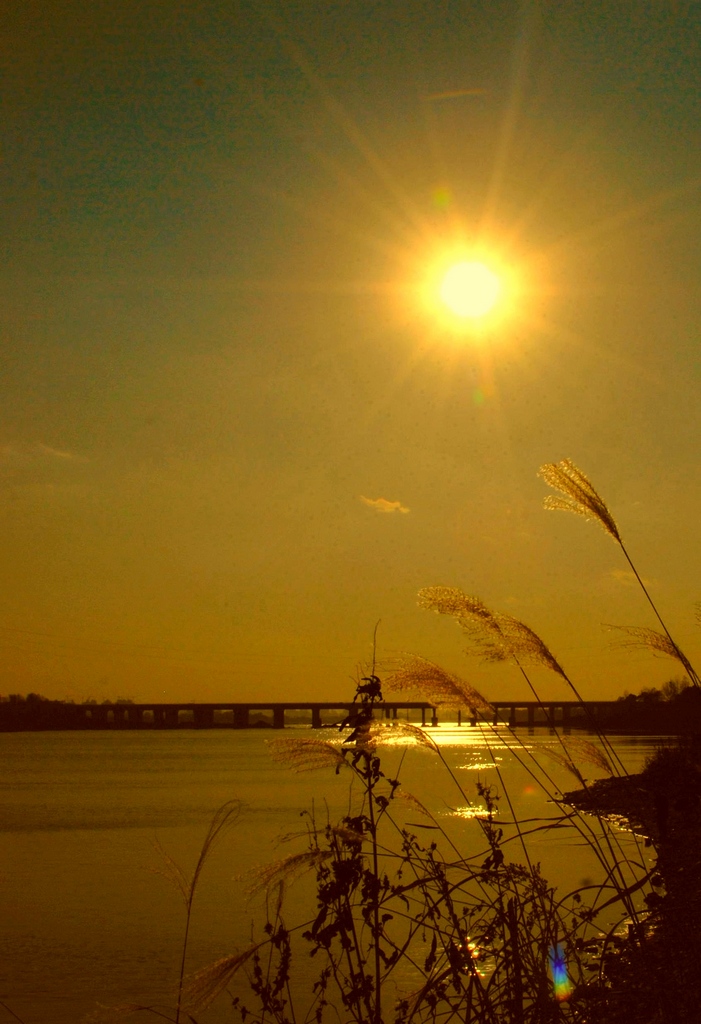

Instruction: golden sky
[2,2,701,703]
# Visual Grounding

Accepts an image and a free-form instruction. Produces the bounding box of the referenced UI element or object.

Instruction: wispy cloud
[37,443,80,460]
[426,88,487,101]
[0,442,86,462]
[360,496,410,514]
[608,568,652,587]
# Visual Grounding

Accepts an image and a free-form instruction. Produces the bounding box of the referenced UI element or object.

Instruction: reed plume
[538,747,585,786]
[268,736,348,773]
[187,943,264,1011]
[563,737,614,777]
[384,652,494,715]
[418,587,567,679]
[392,787,436,821]
[607,624,697,678]
[539,458,700,688]
[246,849,332,900]
[418,586,629,777]
[152,798,243,1024]
[538,459,621,542]
[539,738,613,785]
[345,715,441,753]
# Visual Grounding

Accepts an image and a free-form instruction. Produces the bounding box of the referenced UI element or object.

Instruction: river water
[0,726,667,1023]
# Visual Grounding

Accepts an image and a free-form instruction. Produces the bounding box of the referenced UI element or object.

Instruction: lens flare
[548,943,574,1002]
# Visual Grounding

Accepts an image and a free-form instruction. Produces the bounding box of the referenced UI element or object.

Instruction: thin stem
[620,541,700,687]
[0,1002,27,1024]
[175,898,193,1024]
[366,766,382,1024]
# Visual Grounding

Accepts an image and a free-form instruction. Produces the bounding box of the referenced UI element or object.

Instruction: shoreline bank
[565,746,701,1023]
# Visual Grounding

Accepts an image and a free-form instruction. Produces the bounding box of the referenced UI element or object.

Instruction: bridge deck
[0,699,623,731]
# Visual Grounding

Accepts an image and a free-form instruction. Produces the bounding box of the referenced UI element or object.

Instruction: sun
[408,244,524,338]
[438,260,501,319]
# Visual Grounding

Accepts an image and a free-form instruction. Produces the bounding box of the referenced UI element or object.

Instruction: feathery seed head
[393,787,436,820]
[345,716,440,752]
[606,624,696,676]
[267,737,347,773]
[418,588,567,678]
[538,459,621,544]
[384,653,493,715]
[497,616,567,679]
[187,944,264,1010]
[562,738,614,777]
[246,850,332,900]
[539,746,585,785]
[330,824,366,845]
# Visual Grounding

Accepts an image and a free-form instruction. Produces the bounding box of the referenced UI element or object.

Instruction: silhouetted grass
[95,459,698,1023]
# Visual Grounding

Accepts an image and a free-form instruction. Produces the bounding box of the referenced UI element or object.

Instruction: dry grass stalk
[393,787,437,821]
[607,624,696,677]
[330,824,366,845]
[153,799,243,906]
[540,460,700,689]
[418,588,567,679]
[246,849,332,900]
[538,746,585,785]
[267,736,348,773]
[384,652,494,715]
[187,943,264,1011]
[151,838,191,905]
[151,799,243,1024]
[346,716,441,753]
[538,459,621,543]
[563,738,614,777]
[539,738,613,785]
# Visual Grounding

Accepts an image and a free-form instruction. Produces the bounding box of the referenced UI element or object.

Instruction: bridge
[0,699,623,732]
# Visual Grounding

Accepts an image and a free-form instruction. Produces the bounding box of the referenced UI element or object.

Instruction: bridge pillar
[384,705,391,719]
[153,708,166,728]
[127,706,143,728]
[527,706,535,732]
[492,708,499,726]
[509,705,517,728]
[470,708,477,727]
[164,708,179,728]
[421,708,426,726]
[562,704,571,734]
[112,706,127,728]
[94,707,110,729]
[457,710,462,727]
[546,704,556,733]
[392,706,398,719]
[234,706,249,729]
[194,707,214,729]
[273,707,285,729]
[312,707,322,729]
[586,704,599,734]
[430,709,439,727]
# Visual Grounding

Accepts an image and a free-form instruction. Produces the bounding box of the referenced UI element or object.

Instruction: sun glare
[439,261,501,319]
[409,244,524,340]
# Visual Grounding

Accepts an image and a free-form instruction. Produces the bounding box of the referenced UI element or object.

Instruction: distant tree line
[616,677,698,704]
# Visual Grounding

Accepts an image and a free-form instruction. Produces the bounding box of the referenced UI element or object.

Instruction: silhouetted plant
[539,459,700,688]
[121,458,698,1023]
[154,799,244,1024]
[183,675,655,1024]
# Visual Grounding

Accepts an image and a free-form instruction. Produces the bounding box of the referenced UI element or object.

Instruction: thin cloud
[427,88,487,101]
[37,443,79,460]
[0,441,86,462]
[609,568,652,587]
[360,496,410,514]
